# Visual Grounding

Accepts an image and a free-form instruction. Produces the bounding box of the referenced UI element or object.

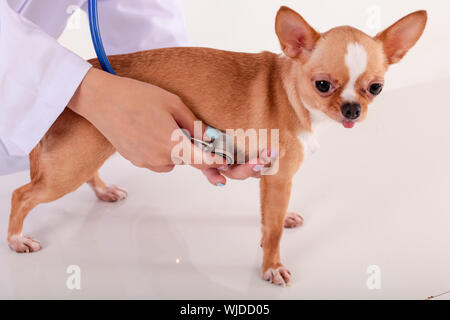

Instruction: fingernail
[216,183,225,187]
[253,165,264,172]
[270,150,279,158]
[218,166,229,171]
[205,126,221,140]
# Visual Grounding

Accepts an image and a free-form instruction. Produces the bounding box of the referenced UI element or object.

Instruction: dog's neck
[279,56,312,133]
[279,56,332,155]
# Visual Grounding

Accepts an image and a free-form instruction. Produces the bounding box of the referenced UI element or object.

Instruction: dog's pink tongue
[342,120,355,129]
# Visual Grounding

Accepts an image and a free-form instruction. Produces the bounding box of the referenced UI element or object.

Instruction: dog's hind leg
[8,182,44,253]
[7,171,87,253]
[87,172,127,202]
[7,109,115,253]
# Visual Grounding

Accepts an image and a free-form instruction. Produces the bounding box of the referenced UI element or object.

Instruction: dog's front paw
[263,266,292,287]
[94,185,128,202]
[8,235,42,253]
[284,212,304,228]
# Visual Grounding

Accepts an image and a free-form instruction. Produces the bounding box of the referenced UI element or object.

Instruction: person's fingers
[172,134,227,169]
[169,96,212,141]
[189,148,227,169]
[169,96,223,144]
[221,149,280,180]
[222,159,264,180]
[202,168,227,186]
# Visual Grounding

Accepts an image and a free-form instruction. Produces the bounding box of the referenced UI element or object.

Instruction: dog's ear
[375,10,427,65]
[275,6,320,60]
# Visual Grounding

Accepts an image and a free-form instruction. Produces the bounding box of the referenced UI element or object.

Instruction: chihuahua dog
[7,7,426,287]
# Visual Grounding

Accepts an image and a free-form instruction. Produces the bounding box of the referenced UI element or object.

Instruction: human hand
[68,68,226,172]
[201,150,279,186]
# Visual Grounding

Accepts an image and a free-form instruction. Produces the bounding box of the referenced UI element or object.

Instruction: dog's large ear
[375,10,427,65]
[275,6,320,60]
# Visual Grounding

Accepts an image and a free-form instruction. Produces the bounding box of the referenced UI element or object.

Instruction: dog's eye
[369,83,383,96]
[315,81,331,93]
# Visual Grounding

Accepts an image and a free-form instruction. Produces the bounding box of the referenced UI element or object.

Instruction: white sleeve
[0,140,28,175]
[0,0,92,160]
[83,0,189,55]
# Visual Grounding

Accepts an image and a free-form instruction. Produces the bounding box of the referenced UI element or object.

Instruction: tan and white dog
[7,7,427,287]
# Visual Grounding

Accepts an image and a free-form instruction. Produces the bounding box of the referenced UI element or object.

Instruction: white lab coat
[0,0,188,175]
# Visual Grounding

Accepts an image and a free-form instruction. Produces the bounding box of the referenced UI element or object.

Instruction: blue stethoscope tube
[88,0,116,75]
[87,0,225,157]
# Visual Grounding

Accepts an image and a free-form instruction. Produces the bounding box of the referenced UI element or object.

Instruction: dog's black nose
[341,102,361,120]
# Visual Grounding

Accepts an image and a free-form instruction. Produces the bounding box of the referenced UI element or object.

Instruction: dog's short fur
[7,7,427,286]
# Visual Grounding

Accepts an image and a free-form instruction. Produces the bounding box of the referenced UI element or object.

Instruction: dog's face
[275,7,427,128]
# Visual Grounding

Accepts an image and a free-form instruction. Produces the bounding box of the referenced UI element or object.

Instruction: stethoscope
[87,0,237,165]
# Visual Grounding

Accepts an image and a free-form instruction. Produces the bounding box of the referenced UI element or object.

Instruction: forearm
[68,68,110,124]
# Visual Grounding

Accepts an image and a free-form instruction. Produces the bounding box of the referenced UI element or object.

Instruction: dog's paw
[8,235,42,253]
[284,212,304,228]
[263,266,292,287]
[95,185,128,202]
